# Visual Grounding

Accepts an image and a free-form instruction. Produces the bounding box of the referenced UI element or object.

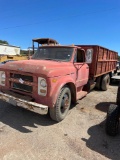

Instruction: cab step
[77,91,88,100]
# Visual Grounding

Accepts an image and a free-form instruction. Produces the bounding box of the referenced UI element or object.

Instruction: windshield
[32,47,73,61]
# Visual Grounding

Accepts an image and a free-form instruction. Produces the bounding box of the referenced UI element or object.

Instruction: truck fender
[51,77,76,108]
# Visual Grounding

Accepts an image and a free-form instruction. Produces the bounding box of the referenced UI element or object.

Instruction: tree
[20,50,28,55]
[0,40,9,44]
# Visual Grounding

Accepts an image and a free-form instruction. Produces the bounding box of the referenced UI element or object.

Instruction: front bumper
[0,91,48,115]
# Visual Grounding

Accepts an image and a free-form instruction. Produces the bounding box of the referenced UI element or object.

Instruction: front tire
[50,86,71,122]
[105,104,120,136]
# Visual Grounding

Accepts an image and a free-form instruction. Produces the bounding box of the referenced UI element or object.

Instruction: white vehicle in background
[0,44,28,62]
[0,44,20,55]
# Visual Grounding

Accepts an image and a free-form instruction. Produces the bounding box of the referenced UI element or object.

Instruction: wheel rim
[61,93,70,114]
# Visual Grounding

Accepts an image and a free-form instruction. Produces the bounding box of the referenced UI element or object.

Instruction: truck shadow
[81,120,120,160]
[0,100,56,133]
[95,102,116,113]
[0,101,76,133]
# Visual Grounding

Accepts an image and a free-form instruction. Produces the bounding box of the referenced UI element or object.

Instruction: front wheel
[105,104,120,136]
[50,86,71,122]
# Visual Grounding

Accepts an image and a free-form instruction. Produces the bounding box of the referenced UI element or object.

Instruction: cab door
[74,49,89,88]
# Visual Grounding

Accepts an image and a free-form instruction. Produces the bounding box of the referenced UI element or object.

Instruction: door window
[75,49,85,63]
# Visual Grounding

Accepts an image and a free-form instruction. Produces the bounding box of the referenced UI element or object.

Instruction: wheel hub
[61,94,69,111]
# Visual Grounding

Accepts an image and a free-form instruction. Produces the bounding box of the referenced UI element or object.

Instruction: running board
[77,91,88,100]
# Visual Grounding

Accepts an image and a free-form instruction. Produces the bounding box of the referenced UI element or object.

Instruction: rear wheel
[101,74,110,91]
[50,86,71,122]
[95,76,102,90]
[105,104,120,136]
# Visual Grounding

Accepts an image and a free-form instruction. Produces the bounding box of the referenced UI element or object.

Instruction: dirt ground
[0,82,120,160]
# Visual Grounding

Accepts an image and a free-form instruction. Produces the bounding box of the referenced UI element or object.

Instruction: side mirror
[85,49,93,63]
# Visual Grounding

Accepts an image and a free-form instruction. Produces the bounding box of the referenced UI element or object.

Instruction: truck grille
[11,73,33,82]
[10,73,33,93]
[13,83,33,93]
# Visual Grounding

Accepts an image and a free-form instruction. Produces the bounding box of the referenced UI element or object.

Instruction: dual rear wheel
[101,74,110,91]
[96,74,110,91]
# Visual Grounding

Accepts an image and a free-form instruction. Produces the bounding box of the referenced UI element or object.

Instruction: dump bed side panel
[76,45,118,79]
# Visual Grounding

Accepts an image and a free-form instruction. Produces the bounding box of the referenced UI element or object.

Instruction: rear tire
[105,104,119,136]
[50,86,71,122]
[95,76,102,90]
[101,74,110,91]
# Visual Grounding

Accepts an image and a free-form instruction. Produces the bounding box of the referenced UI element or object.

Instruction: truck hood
[0,60,74,77]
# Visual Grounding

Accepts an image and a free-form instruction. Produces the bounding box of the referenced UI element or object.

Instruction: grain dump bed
[77,45,118,79]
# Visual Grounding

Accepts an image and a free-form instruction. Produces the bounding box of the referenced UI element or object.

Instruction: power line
[0,7,119,30]
[0,5,58,19]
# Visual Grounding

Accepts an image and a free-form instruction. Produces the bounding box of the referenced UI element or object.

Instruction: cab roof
[32,38,81,49]
[32,38,59,45]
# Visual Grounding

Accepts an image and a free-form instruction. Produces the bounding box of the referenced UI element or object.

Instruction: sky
[0,0,120,54]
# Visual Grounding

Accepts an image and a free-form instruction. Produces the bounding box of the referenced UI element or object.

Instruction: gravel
[0,82,120,160]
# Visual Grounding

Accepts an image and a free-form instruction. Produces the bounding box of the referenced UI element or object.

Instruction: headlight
[0,71,6,86]
[38,77,47,96]
[40,79,47,88]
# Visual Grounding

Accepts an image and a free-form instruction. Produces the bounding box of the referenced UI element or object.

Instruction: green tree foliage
[20,50,28,56]
[0,40,9,44]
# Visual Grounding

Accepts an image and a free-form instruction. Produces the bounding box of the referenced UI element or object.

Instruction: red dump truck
[0,38,118,122]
